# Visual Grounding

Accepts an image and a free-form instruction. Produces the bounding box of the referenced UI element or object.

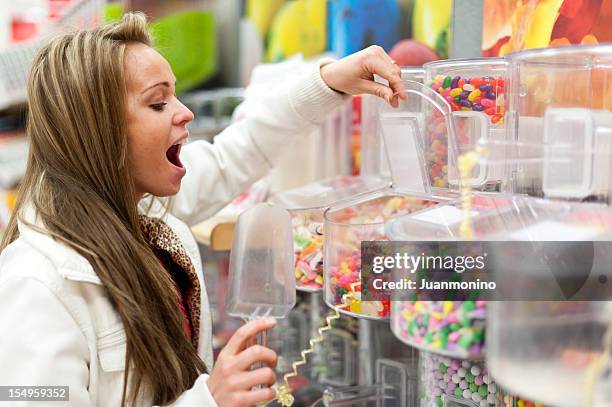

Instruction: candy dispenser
[270,177,388,292]
[324,80,459,320]
[386,195,512,359]
[419,352,497,407]
[481,198,612,407]
[270,68,426,292]
[505,44,612,200]
[361,67,425,179]
[423,59,508,192]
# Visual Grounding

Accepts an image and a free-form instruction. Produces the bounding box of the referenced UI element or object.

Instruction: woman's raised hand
[320,45,407,107]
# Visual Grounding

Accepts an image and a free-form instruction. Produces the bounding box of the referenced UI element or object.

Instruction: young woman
[0,12,404,407]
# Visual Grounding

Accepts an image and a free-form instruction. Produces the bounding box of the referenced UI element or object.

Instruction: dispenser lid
[269,175,388,210]
[378,80,459,197]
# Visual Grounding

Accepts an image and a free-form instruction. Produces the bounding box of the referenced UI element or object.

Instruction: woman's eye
[149,102,168,111]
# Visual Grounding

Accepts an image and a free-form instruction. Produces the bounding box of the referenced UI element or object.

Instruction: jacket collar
[18,205,102,285]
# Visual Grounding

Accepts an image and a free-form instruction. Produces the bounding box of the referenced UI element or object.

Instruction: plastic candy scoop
[226,203,296,321]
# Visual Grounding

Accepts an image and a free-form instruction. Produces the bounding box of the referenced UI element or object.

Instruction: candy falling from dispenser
[325,195,438,319]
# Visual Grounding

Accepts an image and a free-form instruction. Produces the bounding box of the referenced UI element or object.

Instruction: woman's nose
[174,101,194,126]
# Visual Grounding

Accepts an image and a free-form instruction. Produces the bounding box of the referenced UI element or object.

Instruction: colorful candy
[325,195,438,318]
[291,211,325,291]
[426,74,507,186]
[420,353,497,407]
[392,301,486,358]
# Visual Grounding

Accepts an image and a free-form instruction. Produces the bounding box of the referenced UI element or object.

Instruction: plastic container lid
[226,203,296,320]
[378,79,459,197]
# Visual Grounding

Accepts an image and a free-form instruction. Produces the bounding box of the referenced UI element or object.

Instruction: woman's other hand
[320,45,407,107]
[207,318,278,407]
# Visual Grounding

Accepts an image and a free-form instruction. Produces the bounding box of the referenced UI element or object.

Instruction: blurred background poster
[483,0,612,56]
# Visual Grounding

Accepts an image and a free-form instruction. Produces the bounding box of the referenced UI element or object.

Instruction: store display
[392,301,486,359]
[386,196,508,359]
[271,176,387,292]
[428,196,612,407]
[325,193,439,319]
[424,58,508,192]
[272,70,426,292]
[419,352,497,407]
[505,44,612,200]
[324,80,459,320]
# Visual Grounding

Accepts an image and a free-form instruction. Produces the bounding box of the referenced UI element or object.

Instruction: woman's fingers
[225,367,278,390]
[233,344,278,371]
[220,318,276,357]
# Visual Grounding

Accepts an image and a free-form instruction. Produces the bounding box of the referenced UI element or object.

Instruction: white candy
[487,394,496,404]
[433,388,442,397]
[471,365,481,376]
[462,360,472,368]
[452,374,460,383]
[472,392,482,402]
[463,389,472,399]
[480,400,489,407]
[439,380,446,389]
[488,383,496,394]
[458,367,467,377]
[483,374,491,384]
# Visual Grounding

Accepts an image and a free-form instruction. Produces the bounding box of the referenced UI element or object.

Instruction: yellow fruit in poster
[266,0,327,62]
[524,0,564,49]
[246,0,286,38]
[412,0,451,51]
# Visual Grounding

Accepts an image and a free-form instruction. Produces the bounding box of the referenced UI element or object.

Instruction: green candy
[440,327,449,349]
[457,331,475,349]
[454,388,462,397]
[478,385,488,397]
[460,313,470,327]
[443,76,452,89]
[465,371,474,383]
[425,332,434,344]
[450,323,460,331]
[438,363,447,374]
[469,383,477,393]
[462,301,476,311]
[293,235,311,247]
[436,396,443,407]
[423,313,430,328]
[454,96,461,103]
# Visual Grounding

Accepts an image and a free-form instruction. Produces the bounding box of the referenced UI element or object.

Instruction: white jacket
[0,65,347,406]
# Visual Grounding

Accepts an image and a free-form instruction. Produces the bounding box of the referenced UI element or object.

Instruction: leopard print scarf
[139,214,201,348]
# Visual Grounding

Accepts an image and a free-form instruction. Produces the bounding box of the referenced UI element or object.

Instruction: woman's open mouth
[166,143,183,168]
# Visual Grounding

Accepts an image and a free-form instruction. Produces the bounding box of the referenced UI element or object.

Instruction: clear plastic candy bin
[324,80,459,320]
[419,351,497,407]
[424,58,508,192]
[386,195,513,358]
[419,351,543,407]
[270,69,426,292]
[482,198,612,407]
[505,45,612,200]
[270,176,387,292]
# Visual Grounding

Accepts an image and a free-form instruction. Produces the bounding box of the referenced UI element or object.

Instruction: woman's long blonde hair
[0,13,206,406]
